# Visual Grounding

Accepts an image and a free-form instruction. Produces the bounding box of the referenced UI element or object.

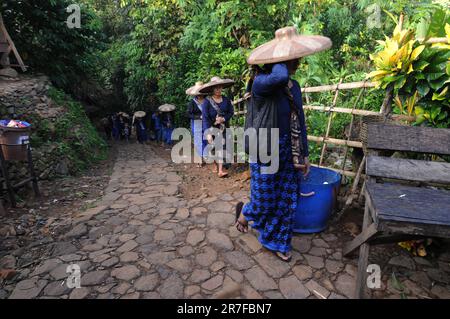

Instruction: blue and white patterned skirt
[242,135,299,253]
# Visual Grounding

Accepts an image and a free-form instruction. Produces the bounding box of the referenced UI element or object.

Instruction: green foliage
[1,0,104,92]
[368,8,450,128]
[44,88,108,173]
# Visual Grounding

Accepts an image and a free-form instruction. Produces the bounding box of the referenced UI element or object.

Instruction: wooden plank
[367,124,450,155]
[343,222,378,256]
[379,220,450,239]
[369,234,427,246]
[367,156,450,185]
[355,201,373,299]
[366,181,450,225]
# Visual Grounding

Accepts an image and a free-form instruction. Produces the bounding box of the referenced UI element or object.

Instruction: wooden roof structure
[0,13,27,72]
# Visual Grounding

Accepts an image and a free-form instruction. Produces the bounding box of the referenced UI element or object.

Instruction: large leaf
[417,81,430,97]
[429,77,449,91]
[426,72,446,82]
[428,8,448,37]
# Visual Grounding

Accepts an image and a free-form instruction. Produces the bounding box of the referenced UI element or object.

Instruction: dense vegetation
[2,1,449,164]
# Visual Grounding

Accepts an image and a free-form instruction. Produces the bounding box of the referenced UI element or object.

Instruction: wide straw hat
[158,104,176,112]
[199,76,235,94]
[134,111,146,118]
[247,26,332,65]
[186,81,207,96]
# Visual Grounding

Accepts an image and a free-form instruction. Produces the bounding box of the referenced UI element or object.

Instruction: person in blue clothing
[234,26,332,262]
[161,111,174,146]
[134,111,148,144]
[199,76,235,178]
[235,60,310,261]
[152,111,163,144]
[186,81,207,167]
[111,113,120,141]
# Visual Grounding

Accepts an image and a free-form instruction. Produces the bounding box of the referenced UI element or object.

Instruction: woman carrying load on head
[200,76,235,178]
[186,82,207,167]
[234,26,332,262]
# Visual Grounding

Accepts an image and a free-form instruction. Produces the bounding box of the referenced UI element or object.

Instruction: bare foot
[235,213,248,233]
[275,251,292,262]
[218,171,228,178]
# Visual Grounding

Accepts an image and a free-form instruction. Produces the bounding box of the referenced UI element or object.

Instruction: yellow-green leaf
[411,45,425,61]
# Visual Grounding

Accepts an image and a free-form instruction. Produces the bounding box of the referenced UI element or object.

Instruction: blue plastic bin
[294,166,341,233]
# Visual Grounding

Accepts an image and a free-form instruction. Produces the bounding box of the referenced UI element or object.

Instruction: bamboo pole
[302,105,415,121]
[301,81,376,93]
[308,135,363,148]
[344,155,367,208]
[319,79,343,166]
[232,81,377,105]
[422,37,449,44]
[341,86,365,173]
[236,104,416,121]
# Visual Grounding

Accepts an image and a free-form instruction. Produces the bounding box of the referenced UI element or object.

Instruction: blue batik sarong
[242,135,299,254]
[191,119,206,157]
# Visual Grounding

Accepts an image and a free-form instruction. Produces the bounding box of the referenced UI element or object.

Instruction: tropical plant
[367,9,450,128]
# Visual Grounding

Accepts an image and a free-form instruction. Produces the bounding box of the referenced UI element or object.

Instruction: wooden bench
[343,123,450,299]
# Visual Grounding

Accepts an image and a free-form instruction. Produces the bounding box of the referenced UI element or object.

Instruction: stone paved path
[1,143,449,299]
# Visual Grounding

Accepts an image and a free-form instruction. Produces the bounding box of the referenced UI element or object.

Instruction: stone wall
[0,75,107,190]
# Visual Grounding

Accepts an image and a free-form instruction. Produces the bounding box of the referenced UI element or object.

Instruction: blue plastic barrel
[294,166,341,233]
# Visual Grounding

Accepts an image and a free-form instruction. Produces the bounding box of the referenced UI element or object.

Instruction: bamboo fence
[232,80,416,181]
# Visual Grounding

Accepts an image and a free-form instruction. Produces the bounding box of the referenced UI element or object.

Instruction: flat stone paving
[1,143,449,299]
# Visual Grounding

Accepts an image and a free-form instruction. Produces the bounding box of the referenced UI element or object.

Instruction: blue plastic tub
[294,166,341,233]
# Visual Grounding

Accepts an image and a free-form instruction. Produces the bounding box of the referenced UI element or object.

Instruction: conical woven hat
[247,26,332,65]
[186,81,207,96]
[134,111,146,118]
[199,76,235,94]
[158,104,176,112]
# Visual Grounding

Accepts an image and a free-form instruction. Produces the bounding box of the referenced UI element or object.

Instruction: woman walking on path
[152,111,163,144]
[134,111,148,144]
[200,76,235,178]
[186,82,207,167]
[235,26,332,262]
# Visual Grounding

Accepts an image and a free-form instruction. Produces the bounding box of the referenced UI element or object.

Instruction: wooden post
[380,84,394,115]
[355,200,373,299]
[0,13,27,72]
[27,144,40,198]
[0,147,16,207]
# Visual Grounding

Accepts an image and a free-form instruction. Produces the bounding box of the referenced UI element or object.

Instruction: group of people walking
[186,77,235,177]
[185,26,331,261]
[101,110,175,145]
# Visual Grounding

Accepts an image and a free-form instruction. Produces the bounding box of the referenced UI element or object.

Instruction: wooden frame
[0,13,27,72]
[0,143,40,208]
[343,123,450,299]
